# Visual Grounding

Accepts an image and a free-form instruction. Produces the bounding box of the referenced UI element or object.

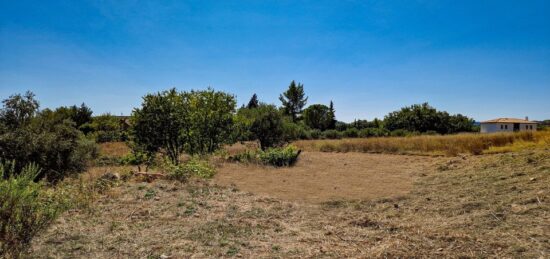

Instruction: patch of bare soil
[30,150,549,258]
[214,152,441,203]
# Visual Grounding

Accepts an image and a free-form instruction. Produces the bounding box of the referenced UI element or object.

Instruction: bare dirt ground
[214,152,442,203]
[30,150,549,258]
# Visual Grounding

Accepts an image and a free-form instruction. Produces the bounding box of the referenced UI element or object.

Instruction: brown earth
[214,152,442,203]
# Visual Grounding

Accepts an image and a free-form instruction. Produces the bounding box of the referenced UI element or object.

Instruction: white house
[480,117,537,133]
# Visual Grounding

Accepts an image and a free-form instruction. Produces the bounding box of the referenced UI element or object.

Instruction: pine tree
[246,93,259,109]
[279,80,307,122]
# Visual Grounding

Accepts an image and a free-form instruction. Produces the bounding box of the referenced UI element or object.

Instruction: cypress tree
[246,93,259,109]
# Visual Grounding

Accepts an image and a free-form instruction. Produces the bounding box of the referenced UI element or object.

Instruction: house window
[505,125,508,129]
[530,125,533,130]
[500,125,503,129]
[526,125,529,130]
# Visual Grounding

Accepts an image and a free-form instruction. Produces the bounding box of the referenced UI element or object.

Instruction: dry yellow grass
[30,149,549,258]
[215,152,441,203]
[294,131,550,156]
[98,142,130,158]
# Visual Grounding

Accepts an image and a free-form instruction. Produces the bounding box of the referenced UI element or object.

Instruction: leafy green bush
[308,129,322,139]
[119,144,154,172]
[229,150,256,163]
[0,92,97,181]
[164,157,216,181]
[162,159,189,182]
[358,128,389,138]
[132,88,236,164]
[322,129,342,139]
[303,104,334,131]
[258,145,301,167]
[0,162,67,257]
[183,158,216,179]
[80,114,128,143]
[343,128,359,138]
[229,145,301,167]
[282,119,310,141]
[384,102,475,134]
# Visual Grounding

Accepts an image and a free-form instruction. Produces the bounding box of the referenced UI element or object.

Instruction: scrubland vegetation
[1,84,548,258]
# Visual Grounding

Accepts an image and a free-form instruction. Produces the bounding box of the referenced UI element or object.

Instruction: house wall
[480,123,498,133]
[480,123,537,133]
[520,123,537,131]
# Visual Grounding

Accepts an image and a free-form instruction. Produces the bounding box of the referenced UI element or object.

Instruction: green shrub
[258,145,301,167]
[184,158,216,179]
[229,145,302,167]
[81,114,128,143]
[303,104,333,131]
[164,157,216,181]
[162,159,189,182]
[0,162,67,257]
[343,128,359,138]
[322,129,342,139]
[0,92,98,182]
[229,150,256,163]
[309,129,322,139]
[282,120,309,141]
[358,128,389,138]
[119,148,153,172]
[248,105,285,149]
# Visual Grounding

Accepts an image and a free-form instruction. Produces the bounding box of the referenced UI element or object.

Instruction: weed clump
[0,162,67,258]
[164,157,216,181]
[258,146,301,166]
[229,145,301,167]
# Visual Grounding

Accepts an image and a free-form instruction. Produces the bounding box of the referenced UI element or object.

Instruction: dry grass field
[294,130,550,156]
[30,143,549,258]
[215,152,442,203]
[98,142,131,157]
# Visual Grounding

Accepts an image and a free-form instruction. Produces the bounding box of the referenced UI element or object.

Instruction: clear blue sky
[1,0,549,122]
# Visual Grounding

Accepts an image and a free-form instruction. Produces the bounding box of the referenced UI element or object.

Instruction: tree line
[1,83,476,179]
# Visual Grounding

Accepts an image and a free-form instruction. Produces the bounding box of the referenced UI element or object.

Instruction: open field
[294,130,550,156]
[30,148,549,258]
[215,152,442,203]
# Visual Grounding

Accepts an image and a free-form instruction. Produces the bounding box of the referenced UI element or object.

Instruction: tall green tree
[328,100,336,129]
[303,104,333,131]
[384,103,474,134]
[131,88,236,164]
[279,80,307,122]
[235,104,285,150]
[250,104,285,150]
[246,93,259,109]
[0,91,39,130]
[48,103,93,129]
[131,89,187,164]
[0,91,96,181]
[185,89,236,154]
